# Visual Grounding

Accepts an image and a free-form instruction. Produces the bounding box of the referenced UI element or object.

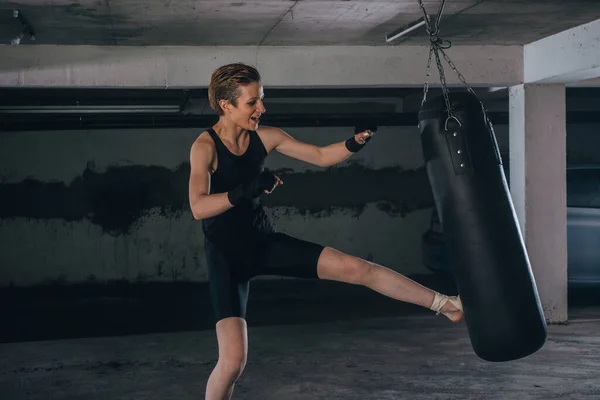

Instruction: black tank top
[201,128,275,244]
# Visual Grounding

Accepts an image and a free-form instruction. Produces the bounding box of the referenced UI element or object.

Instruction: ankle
[429,291,445,313]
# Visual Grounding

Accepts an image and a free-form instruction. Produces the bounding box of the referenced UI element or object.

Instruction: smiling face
[220,82,266,131]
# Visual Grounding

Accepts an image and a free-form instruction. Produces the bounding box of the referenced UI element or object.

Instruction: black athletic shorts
[205,232,325,322]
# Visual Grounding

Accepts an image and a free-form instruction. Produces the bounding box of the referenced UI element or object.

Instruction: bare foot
[440,297,464,323]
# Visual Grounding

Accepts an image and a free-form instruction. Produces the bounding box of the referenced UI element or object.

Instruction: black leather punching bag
[418,91,547,362]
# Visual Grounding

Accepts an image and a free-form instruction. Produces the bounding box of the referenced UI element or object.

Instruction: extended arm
[270,127,375,168]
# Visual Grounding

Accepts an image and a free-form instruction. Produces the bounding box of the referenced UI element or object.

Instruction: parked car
[422,163,600,286]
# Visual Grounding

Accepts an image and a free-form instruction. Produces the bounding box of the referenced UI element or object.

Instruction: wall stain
[263,163,434,218]
[0,163,191,236]
[0,163,433,235]
[61,3,129,24]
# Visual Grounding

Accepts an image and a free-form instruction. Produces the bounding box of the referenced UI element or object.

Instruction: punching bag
[418,91,547,362]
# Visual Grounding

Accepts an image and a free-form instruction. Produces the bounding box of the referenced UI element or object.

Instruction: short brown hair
[208,63,261,116]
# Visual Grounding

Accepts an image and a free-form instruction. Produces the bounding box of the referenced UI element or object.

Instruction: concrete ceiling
[1,0,600,47]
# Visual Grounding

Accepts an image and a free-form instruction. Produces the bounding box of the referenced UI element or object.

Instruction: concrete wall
[0,125,434,287]
[1,122,599,287]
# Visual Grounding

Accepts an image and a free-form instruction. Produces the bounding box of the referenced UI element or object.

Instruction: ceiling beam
[525,19,600,84]
[0,44,523,88]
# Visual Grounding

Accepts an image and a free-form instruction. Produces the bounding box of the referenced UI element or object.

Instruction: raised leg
[205,317,248,400]
[316,247,463,322]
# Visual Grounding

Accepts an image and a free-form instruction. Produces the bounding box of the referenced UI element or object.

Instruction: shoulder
[192,130,216,152]
[256,125,286,137]
[190,130,217,167]
[255,125,291,152]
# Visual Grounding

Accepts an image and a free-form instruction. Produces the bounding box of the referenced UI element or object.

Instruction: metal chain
[433,45,455,124]
[418,0,433,106]
[438,45,491,127]
[418,0,453,118]
[421,46,434,107]
[417,0,489,129]
[417,0,436,35]
[438,46,478,97]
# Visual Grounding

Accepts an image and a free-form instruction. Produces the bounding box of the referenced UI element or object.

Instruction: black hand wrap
[345,123,377,153]
[227,170,278,206]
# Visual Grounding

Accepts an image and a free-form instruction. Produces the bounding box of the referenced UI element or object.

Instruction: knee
[342,256,373,285]
[218,352,247,381]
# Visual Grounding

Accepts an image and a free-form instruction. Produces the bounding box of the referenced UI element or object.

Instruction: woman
[188,63,463,400]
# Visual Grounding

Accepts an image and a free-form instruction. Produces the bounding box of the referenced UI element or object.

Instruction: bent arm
[269,127,370,168]
[188,141,234,220]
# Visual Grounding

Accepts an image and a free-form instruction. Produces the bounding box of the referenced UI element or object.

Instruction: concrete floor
[2,309,600,399]
[2,279,600,399]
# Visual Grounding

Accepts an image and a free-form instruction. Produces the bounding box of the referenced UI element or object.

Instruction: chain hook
[445,115,462,132]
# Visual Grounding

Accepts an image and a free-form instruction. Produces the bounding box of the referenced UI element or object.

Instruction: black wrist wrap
[345,136,371,153]
[227,185,244,206]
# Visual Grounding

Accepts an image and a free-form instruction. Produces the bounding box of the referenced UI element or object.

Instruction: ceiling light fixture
[385,17,426,43]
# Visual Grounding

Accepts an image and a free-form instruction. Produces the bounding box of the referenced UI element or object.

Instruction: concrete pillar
[508,84,567,323]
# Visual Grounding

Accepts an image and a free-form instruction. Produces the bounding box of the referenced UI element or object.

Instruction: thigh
[256,233,325,279]
[206,240,250,322]
[314,246,361,281]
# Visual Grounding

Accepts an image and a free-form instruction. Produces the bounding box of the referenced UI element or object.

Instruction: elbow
[316,151,333,168]
[191,205,209,220]
[190,200,205,220]
[317,158,335,168]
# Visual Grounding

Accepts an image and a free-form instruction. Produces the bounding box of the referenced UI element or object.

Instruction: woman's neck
[213,119,247,143]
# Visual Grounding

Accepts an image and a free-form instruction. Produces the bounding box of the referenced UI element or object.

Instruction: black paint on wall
[0,164,191,235]
[263,164,434,217]
[0,163,433,235]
